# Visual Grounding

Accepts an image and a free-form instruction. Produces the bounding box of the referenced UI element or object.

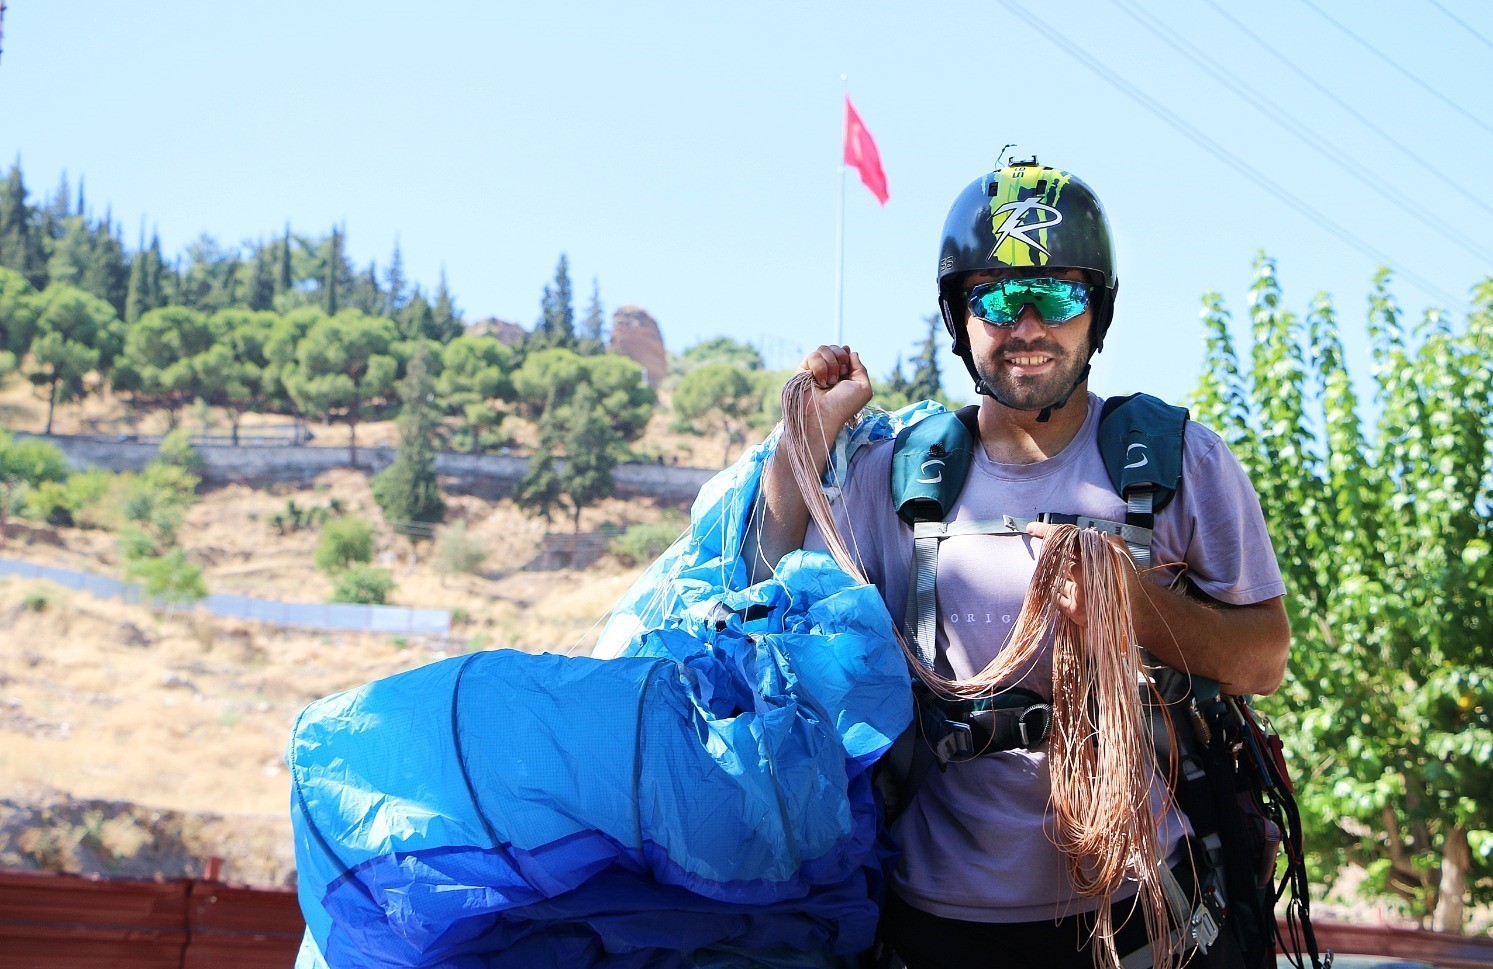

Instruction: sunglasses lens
[967,278,1090,326]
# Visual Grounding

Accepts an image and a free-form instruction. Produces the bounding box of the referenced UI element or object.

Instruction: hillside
[0,435,689,884]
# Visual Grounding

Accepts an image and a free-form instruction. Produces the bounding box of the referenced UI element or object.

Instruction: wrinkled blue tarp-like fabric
[290,405,944,969]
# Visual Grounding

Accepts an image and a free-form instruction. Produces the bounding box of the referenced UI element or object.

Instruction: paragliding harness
[873,394,1330,969]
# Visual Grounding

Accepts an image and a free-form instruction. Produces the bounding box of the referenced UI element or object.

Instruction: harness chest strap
[902,513,1153,671]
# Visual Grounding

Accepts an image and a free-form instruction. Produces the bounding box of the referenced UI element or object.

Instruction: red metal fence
[0,869,302,969]
[3,866,1492,968]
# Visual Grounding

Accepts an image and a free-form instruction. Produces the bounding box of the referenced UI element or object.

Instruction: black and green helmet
[936,162,1118,357]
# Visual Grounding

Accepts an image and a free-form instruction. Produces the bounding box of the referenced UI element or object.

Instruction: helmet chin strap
[972,362,1092,422]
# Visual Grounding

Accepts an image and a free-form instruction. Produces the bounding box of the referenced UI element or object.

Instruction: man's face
[960,267,1093,412]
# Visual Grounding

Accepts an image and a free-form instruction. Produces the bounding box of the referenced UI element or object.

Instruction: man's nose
[1009,304,1047,338]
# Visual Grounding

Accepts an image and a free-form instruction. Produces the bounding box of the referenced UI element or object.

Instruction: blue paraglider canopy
[290,406,945,968]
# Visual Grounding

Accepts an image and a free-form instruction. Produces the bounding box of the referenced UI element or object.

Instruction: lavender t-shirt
[805,394,1285,923]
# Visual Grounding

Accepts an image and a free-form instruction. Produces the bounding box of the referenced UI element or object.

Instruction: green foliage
[267,496,345,535]
[22,587,50,612]
[437,334,513,454]
[314,514,375,575]
[531,254,575,350]
[371,344,445,534]
[434,520,487,576]
[23,479,76,525]
[0,266,40,377]
[332,563,394,605]
[280,309,400,461]
[119,306,216,418]
[555,383,620,530]
[677,336,763,373]
[155,427,204,475]
[27,284,121,433]
[908,314,945,402]
[0,433,70,487]
[511,348,655,442]
[672,361,761,464]
[1190,256,1493,928]
[124,547,207,605]
[608,518,686,566]
[515,433,564,524]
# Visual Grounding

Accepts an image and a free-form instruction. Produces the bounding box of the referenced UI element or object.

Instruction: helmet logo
[989,198,1063,260]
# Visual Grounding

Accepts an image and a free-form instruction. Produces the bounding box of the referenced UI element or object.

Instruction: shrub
[434,520,487,576]
[155,427,204,475]
[315,515,374,575]
[0,433,70,487]
[119,476,187,550]
[609,520,686,566]
[332,563,393,605]
[124,548,208,605]
[24,480,75,526]
[64,469,113,527]
[22,587,49,612]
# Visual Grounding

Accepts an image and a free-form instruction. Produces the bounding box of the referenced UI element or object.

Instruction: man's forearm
[1129,578,1291,696]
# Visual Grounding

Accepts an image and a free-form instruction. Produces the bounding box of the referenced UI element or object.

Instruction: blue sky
[1,0,1488,406]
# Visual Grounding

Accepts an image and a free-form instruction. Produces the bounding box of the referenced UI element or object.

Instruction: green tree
[555,382,620,531]
[908,313,944,402]
[332,563,393,604]
[0,266,39,379]
[0,163,46,288]
[27,284,120,433]
[431,269,461,343]
[201,309,276,443]
[0,432,69,540]
[515,424,564,524]
[677,336,763,374]
[532,254,575,350]
[118,306,216,424]
[125,547,207,608]
[1191,255,1493,931]
[315,514,375,574]
[436,334,513,453]
[281,310,399,462]
[371,343,445,535]
[383,238,407,316]
[512,348,654,442]
[245,242,278,312]
[673,361,760,464]
[578,277,606,353]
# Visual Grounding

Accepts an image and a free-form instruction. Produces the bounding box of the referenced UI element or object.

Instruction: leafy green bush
[119,476,188,550]
[609,520,686,566]
[22,587,50,612]
[434,520,487,576]
[155,427,204,475]
[63,468,113,526]
[0,433,70,487]
[124,548,207,605]
[315,515,374,575]
[24,480,75,526]
[332,563,393,605]
[267,497,346,534]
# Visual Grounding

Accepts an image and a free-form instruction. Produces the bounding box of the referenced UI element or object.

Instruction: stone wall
[20,433,718,506]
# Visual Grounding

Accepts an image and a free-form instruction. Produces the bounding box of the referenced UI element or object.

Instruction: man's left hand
[1024,521,1137,629]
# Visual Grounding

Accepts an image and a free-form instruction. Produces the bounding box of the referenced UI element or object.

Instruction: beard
[973,334,1091,412]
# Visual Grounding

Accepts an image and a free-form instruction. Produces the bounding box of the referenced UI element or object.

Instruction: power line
[1112,0,1493,265]
[1425,0,1493,53]
[988,0,1462,308]
[1200,0,1493,219]
[1297,0,1493,140]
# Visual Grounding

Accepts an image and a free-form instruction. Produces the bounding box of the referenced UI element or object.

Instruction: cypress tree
[0,162,45,287]
[370,342,445,536]
[432,268,460,342]
[908,313,944,402]
[324,226,341,313]
[278,224,293,294]
[247,242,276,311]
[384,238,407,315]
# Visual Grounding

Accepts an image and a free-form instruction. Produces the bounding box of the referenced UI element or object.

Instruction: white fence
[0,558,450,636]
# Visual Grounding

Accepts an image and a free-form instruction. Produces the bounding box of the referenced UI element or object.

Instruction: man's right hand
[799,345,873,436]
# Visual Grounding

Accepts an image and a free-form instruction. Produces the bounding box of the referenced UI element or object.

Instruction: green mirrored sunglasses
[966,277,1092,327]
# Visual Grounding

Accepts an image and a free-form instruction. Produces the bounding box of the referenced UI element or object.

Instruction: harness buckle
[1017,703,1052,747]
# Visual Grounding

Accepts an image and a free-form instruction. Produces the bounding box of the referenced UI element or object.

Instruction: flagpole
[834,74,847,346]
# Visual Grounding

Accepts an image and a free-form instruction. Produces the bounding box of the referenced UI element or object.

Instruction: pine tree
[908,314,944,402]
[246,242,277,311]
[124,250,147,323]
[384,238,407,315]
[278,224,293,294]
[371,342,446,536]
[515,420,564,525]
[578,276,606,352]
[558,382,619,530]
[534,254,575,349]
[432,268,461,342]
[324,225,341,313]
[0,162,44,287]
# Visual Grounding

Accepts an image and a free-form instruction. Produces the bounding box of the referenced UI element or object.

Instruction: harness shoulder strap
[890,405,979,527]
[1097,393,1189,567]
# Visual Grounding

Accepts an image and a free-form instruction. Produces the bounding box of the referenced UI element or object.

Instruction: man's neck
[976,385,1090,465]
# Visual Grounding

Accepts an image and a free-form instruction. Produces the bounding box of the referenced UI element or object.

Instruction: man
[752,162,1289,968]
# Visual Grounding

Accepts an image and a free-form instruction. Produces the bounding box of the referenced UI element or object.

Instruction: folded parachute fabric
[289,409,943,968]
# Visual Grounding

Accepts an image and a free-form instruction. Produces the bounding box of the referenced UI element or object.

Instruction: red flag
[843,96,889,205]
